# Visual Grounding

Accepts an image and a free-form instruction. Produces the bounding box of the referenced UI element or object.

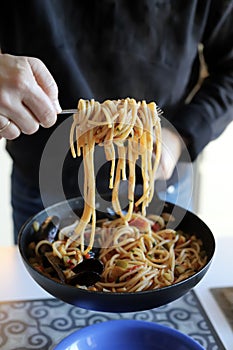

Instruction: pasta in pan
[93,213,206,292]
[29,211,207,292]
[28,98,207,292]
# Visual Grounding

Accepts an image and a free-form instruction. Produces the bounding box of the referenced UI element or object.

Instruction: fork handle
[59,109,78,114]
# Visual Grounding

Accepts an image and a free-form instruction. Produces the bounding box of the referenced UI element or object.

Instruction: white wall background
[0,122,233,247]
[197,122,233,237]
[0,140,13,246]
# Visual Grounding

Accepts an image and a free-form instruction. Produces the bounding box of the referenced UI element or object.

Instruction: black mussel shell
[36,216,60,243]
[37,242,53,255]
[67,258,104,287]
[72,258,104,275]
[68,271,101,287]
[45,252,66,283]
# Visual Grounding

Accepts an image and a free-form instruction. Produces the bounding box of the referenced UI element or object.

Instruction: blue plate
[54,319,204,350]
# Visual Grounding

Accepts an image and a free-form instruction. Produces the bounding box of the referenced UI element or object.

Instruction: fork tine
[156,106,164,116]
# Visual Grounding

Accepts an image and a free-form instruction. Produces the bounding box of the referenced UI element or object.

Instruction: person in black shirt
[0,0,233,242]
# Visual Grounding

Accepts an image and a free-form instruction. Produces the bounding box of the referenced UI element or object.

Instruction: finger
[27,57,62,115]
[153,155,164,181]
[17,59,58,128]
[23,58,61,127]
[154,147,177,181]
[0,101,40,135]
[0,115,10,132]
[0,116,21,140]
[22,85,58,128]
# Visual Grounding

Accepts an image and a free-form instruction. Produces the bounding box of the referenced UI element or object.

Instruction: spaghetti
[28,97,207,293]
[67,98,162,254]
[29,211,207,292]
[93,213,207,292]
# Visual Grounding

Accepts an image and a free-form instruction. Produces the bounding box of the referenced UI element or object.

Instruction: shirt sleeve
[171,0,233,161]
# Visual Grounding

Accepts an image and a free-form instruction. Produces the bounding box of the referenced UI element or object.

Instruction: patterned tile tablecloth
[0,290,225,350]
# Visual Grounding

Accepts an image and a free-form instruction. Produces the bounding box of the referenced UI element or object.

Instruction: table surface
[0,236,233,350]
[0,291,225,350]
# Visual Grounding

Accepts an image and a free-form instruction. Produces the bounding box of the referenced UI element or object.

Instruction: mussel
[45,252,66,283]
[31,215,104,287]
[35,215,60,243]
[68,271,102,287]
[36,241,53,256]
[68,258,104,287]
[72,258,104,275]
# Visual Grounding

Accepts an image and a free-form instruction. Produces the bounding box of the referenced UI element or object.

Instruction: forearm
[171,1,233,160]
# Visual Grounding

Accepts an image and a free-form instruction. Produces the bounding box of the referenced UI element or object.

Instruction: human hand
[0,53,61,140]
[154,127,184,181]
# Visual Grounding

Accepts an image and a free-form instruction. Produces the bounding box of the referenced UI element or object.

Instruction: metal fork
[59,106,164,116]
[59,109,79,114]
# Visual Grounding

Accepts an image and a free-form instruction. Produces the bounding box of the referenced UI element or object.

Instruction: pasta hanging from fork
[67,98,162,254]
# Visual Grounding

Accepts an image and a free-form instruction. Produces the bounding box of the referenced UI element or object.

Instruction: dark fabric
[1,0,233,192]
[11,166,43,243]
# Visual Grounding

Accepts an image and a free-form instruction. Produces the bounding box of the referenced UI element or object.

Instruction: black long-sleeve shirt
[0,0,233,195]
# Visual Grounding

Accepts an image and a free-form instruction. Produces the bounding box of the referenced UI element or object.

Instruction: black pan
[18,194,215,313]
